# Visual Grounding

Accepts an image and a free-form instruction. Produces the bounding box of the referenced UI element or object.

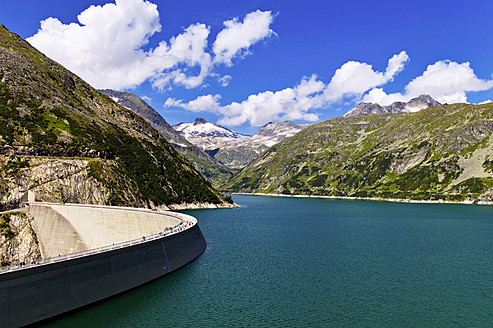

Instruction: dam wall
[0,204,206,328]
[29,203,183,258]
[29,204,88,258]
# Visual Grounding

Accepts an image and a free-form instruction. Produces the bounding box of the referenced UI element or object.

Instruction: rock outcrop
[0,210,41,266]
[0,156,138,206]
[344,95,442,117]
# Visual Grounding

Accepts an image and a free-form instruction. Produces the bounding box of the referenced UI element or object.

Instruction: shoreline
[1,201,240,214]
[165,201,239,210]
[233,192,493,206]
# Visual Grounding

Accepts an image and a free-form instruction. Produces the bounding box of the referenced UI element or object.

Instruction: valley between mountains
[1,23,492,208]
[107,86,493,204]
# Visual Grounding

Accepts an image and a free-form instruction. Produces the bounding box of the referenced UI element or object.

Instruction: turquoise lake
[43,195,493,327]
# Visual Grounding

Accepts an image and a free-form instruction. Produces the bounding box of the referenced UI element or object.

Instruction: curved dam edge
[0,218,206,328]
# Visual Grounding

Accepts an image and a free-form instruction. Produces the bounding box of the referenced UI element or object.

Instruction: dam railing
[0,207,196,274]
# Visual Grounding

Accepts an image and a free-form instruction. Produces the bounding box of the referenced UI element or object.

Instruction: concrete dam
[0,203,207,328]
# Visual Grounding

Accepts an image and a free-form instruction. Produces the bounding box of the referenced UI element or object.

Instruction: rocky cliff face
[224,103,493,203]
[0,156,140,206]
[0,24,232,208]
[344,95,442,117]
[1,210,41,266]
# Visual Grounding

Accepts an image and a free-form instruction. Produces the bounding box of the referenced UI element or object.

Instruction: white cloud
[167,75,325,127]
[219,75,324,126]
[218,75,232,87]
[27,0,275,90]
[364,60,493,105]
[166,51,493,127]
[213,10,275,66]
[165,94,221,113]
[405,61,493,103]
[384,51,410,80]
[166,52,410,127]
[154,23,212,89]
[28,0,161,89]
[478,100,492,105]
[324,51,409,101]
[362,88,406,106]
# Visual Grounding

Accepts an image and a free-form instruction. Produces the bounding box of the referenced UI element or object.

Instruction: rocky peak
[344,95,442,117]
[254,121,308,138]
[172,119,310,169]
[344,103,384,117]
[193,118,208,125]
[406,95,442,112]
[173,119,249,149]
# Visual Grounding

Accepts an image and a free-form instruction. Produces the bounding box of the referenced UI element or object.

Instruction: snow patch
[405,105,426,113]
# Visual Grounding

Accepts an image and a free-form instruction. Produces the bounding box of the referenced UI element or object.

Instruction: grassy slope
[223,103,493,202]
[98,89,237,186]
[0,24,231,207]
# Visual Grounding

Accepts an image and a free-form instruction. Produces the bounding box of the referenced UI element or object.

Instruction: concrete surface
[0,203,207,328]
[29,203,182,258]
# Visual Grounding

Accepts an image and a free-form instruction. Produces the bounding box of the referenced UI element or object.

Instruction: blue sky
[1,0,493,134]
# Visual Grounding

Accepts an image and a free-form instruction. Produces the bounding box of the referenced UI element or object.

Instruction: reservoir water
[42,195,493,327]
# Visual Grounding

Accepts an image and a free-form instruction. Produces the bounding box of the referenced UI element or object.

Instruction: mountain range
[344,95,442,117]
[174,118,310,169]
[1,22,490,206]
[0,23,232,209]
[99,90,236,186]
[98,91,309,182]
[223,103,493,203]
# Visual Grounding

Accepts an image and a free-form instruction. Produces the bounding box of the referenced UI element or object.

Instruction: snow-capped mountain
[252,121,311,147]
[173,118,250,148]
[174,118,310,169]
[344,95,442,117]
[211,121,310,168]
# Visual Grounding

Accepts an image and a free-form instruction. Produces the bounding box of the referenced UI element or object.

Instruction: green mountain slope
[0,24,232,208]
[99,89,189,146]
[223,103,493,202]
[99,89,237,186]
